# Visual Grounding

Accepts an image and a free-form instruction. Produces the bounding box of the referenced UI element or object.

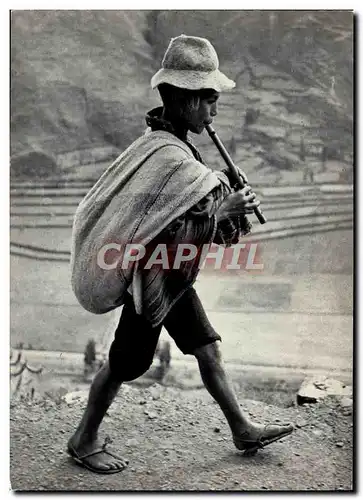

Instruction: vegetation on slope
[11,10,353,180]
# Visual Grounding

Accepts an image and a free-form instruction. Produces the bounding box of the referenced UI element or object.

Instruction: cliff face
[10,10,353,180]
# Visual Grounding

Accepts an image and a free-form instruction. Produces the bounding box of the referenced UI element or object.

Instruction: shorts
[108,286,221,382]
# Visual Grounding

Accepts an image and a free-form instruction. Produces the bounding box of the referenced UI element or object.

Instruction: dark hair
[157,83,217,108]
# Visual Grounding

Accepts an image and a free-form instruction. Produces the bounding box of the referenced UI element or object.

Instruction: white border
[3,4,359,498]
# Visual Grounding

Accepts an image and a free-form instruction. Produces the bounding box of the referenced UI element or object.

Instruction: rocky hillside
[10,10,353,181]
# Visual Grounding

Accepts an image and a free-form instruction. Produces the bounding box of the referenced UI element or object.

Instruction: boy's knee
[193,341,222,366]
[108,344,154,382]
[109,357,153,382]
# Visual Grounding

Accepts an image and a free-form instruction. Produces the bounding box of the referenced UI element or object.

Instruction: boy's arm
[186,180,252,247]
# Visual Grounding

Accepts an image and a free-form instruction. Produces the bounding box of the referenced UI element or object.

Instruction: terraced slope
[11,11,353,182]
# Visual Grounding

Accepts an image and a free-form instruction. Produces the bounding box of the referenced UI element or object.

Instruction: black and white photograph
[9,9,354,491]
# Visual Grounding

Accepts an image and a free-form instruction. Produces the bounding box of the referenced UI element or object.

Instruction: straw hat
[151,34,235,92]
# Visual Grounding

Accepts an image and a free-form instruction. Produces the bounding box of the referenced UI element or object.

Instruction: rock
[62,390,89,406]
[297,377,352,405]
[121,385,133,394]
[312,429,323,437]
[335,442,344,448]
[149,384,162,401]
[340,397,353,408]
[125,438,139,447]
[295,418,308,429]
[214,427,221,433]
[144,410,157,420]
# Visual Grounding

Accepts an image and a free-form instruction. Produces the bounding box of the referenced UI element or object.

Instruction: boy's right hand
[216,185,260,222]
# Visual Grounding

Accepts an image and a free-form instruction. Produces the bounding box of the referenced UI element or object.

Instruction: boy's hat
[151,34,235,92]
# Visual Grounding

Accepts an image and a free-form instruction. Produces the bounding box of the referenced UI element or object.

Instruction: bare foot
[233,422,294,451]
[67,434,128,474]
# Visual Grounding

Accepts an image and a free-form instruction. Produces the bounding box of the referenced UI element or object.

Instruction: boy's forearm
[215,201,228,223]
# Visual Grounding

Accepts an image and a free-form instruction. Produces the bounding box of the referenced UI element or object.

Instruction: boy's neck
[161,108,188,142]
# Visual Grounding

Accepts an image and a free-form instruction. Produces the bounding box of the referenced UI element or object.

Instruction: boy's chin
[189,125,205,135]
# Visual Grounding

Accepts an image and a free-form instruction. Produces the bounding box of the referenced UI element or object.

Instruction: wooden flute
[205,123,267,225]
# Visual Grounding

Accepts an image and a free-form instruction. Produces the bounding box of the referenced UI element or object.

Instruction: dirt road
[10,384,353,491]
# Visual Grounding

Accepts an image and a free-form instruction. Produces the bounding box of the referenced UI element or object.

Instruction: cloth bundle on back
[71,129,228,326]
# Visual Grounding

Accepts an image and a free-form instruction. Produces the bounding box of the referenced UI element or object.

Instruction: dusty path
[10,384,353,491]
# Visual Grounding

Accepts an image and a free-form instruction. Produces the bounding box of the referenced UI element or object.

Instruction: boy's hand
[236,166,248,186]
[216,185,260,221]
[221,166,248,190]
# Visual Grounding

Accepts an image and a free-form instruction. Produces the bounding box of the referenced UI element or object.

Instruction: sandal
[233,423,294,455]
[67,436,128,474]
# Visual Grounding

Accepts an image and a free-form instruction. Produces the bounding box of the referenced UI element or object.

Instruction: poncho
[70,129,226,326]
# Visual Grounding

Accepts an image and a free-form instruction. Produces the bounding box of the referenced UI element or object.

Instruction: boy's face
[185,91,220,134]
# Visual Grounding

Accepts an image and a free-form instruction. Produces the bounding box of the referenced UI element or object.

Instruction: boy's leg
[68,361,127,472]
[163,287,293,449]
[68,296,162,473]
[193,342,293,447]
[193,342,251,436]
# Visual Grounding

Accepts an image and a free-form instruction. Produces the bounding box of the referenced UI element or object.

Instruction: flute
[205,123,267,225]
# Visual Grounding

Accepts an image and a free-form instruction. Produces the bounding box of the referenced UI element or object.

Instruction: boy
[68,35,293,474]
